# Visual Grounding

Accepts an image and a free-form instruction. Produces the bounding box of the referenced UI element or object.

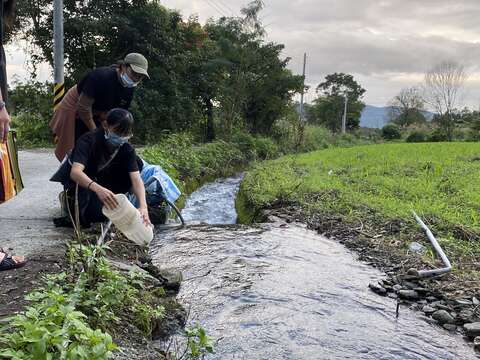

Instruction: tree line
[306,60,480,142]
[10,0,304,143]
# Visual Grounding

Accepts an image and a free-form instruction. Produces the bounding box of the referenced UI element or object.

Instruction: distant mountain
[360,105,434,129]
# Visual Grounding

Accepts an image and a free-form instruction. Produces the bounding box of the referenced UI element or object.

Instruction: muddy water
[151,177,476,359]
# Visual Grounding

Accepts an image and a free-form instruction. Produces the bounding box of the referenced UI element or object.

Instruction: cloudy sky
[7,0,480,108]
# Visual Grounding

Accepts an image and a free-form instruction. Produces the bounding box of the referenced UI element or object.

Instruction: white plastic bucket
[102,194,153,246]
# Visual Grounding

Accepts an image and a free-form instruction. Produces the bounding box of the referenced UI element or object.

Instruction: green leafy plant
[0,276,117,359]
[185,325,214,359]
[0,242,168,358]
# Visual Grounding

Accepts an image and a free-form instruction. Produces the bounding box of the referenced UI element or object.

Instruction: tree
[204,1,303,136]
[309,73,365,132]
[14,0,302,140]
[424,61,467,141]
[388,87,426,128]
[381,124,401,140]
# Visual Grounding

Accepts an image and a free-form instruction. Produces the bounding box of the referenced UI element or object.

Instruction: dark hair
[3,0,16,29]
[106,108,134,136]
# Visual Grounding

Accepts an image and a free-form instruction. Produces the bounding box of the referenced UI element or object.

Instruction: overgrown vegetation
[9,80,52,147]
[0,242,144,358]
[141,126,379,198]
[0,239,213,359]
[238,142,480,284]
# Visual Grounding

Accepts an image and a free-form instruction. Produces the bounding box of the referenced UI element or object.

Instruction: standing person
[0,0,27,271]
[50,53,149,162]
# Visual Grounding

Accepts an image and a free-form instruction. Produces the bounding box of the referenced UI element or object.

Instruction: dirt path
[0,150,69,316]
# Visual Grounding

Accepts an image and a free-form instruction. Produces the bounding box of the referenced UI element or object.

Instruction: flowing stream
[150,175,477,359]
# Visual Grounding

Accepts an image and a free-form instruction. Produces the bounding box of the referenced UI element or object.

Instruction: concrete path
[0,150,70,257]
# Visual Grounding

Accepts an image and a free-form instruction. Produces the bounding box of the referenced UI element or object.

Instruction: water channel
[150,175,477,359]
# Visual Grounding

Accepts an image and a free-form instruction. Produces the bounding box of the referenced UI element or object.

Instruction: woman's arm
[0,88,10,143]
[70,162,119,210]
[130,171,151,225]
[76,94,97,131]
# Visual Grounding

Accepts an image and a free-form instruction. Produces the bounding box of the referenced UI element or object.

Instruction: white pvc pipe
[412,210,452,278]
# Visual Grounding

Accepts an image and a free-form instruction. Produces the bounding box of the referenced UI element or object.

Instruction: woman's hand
[139,206,152,227]
[93,184,119,210]
[0,107,10,143]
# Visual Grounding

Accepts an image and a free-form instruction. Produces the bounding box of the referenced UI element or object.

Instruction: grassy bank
[238,142,480,291]
[141,127,379,198]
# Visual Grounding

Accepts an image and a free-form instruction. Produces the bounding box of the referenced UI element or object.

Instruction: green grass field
[239,142,480,278]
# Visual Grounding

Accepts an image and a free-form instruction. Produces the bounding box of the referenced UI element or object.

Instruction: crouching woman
[67,108,150,227]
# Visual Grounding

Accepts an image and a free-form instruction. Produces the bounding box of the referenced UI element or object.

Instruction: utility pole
[342,93,348,134]
[299,52,307,122]
[53,0,64,111]
[296,52,307,150]
[295,53,307,149]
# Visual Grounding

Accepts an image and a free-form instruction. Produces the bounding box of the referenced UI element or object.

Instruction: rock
[414,287,429,296]
[153,268,183,292]
[139,262,183,292]
[432,310,455,325]
[108,259,162,287]
[474,337,480,351]
[388,293,398,299]
[464,322,480,338]
[455,299,473,306]
[409,242,426,255]
[152,298,187,340]
[459,309,474,323]
[398,290,419,300]
[402,281,419,289]
[473,297,480,306]
[431,301,451,311]
[422,305,436,315]
[426,296,438,303]
[418,300,427,305]
[406,268,420,277]
[393,284,403,292]
[390,275,400,284]
[381,279,393,287]
[443,324,457,332]
[369,282,387,296]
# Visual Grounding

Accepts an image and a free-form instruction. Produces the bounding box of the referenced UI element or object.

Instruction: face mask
[104,131,129,148]
[120,72,139,88]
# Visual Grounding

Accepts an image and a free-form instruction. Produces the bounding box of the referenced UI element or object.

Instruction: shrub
[253,137,279,160]
[428,128,448,142]
[381,124,401,140]
[11,113,52,147]
[9,81,53,147]
[406,131,427,143]
[230,131,258,161]
[299,125,331,152]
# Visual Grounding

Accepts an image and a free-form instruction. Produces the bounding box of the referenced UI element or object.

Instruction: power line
[214,0,235,15]
[204,0,227,17]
